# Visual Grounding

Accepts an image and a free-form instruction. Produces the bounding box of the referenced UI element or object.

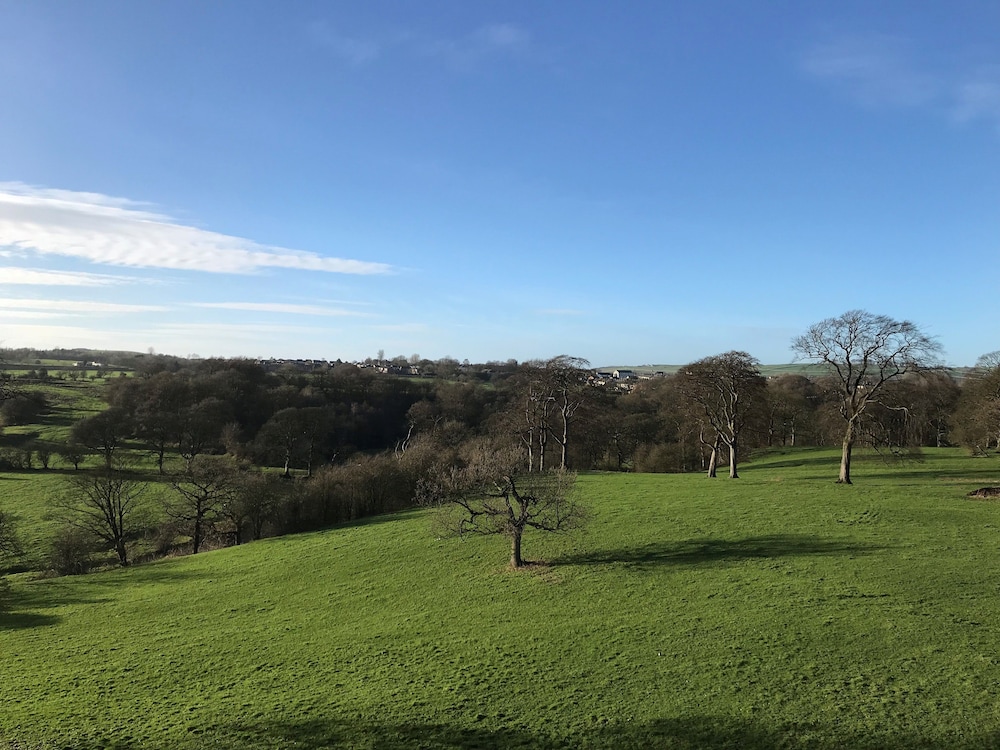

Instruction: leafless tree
[512,356,591,472]
[421,437,585,568]
[70,407,132,469]
[677,351,765,479]
[791,310,942,483]
[0,375,18,407]
[543,356,591,470]
[955,351,1000,454]
[62,462,146,566]
[168,456,240,553]
[0,507,22,561]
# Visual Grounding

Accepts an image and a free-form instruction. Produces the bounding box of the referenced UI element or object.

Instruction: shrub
[48,526,92,576]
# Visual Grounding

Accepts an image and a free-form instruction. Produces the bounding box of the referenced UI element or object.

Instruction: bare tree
[510,356,590,472]
[0,507,22,561]
[543,356,591,470]
[70,407,132,469]
[63,463,146,566]
[0,374,18,407]
[677,351,765,479]
[168,456,241,553]
[791,310,942,483]
[57,441,87,470]
[177,398,231,467]
[955,351,1000,454]
[421,437,585,568]
[0,506,19,609]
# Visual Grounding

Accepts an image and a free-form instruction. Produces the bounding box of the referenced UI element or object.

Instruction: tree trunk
[707,436,719,478]
[193,515,203,553]
[116,540,128,567]
[838,420,855,484]
[728,437,739,479]
[510,527,524,568]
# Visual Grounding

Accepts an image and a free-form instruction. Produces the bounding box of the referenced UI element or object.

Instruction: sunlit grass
[3,448,1000,748]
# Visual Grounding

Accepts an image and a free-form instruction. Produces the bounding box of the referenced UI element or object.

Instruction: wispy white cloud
[308,21,532,70]
[191,302,369,317]
[0,310,69,319]
[0,324,145,348]
[802,35,939,107]
[0,183,393,275]
[153,322,327,335]
[803,35,1000,130]
[0,267,134,286]
[0,297,167,313]
[414,23,532,69]
[308,21,381,66]
[954,67,1000,127]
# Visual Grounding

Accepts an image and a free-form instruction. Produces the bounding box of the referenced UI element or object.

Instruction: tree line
[1,310,999,572]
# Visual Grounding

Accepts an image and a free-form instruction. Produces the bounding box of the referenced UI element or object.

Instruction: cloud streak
[191,302,369,317]
[309,21,532,70]
[0,297,167,313]
[0,183,393,275]
[803,35,1000,130]
[0,267,135,286]
[802,35,939,108]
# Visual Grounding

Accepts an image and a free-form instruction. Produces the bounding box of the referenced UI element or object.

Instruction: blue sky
[1,1,998,366]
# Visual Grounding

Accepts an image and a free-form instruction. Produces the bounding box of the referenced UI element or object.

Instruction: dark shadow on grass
[206,715,999,750]
[743,454,839,470]
[1,567,206,630]
[554,534,884,569]
[0,609,60,630]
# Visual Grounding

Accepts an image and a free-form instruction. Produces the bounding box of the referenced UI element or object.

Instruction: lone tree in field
[677,351,766,478]
[792,310,942,484]
[63,463,146,566]
[421,438,585,568]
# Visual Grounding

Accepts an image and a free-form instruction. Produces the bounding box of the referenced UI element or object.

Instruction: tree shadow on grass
[553,534,884,569]
[743,454,839,470]
[0,609,60,629]
[208,715,999,750]
[0,567,204,631]
[0,579,111,630]
[216,718,556,750]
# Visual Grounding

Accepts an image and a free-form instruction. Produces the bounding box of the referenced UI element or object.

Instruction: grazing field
[3,448,1000,749]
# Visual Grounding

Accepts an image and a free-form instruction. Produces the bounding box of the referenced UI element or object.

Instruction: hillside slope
[3,449,1000,749]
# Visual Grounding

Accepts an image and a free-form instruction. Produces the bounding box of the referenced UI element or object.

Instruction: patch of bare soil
[968,487,1000,499]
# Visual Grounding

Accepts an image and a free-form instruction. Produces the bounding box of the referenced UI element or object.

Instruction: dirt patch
[968,487,1000,499]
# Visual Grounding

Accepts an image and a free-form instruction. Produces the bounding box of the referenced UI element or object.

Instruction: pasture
[2,448,1000,748]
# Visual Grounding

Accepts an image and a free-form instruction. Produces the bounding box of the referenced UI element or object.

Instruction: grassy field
[3,448,1000,748]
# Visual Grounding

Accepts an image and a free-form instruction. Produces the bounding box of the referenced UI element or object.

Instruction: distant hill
[596,363,974,381]
[595,363,829,377]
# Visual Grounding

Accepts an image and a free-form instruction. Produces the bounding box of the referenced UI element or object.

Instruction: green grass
[2,380,107,445]
[0,468,173,573]
[3,449,1000,748]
